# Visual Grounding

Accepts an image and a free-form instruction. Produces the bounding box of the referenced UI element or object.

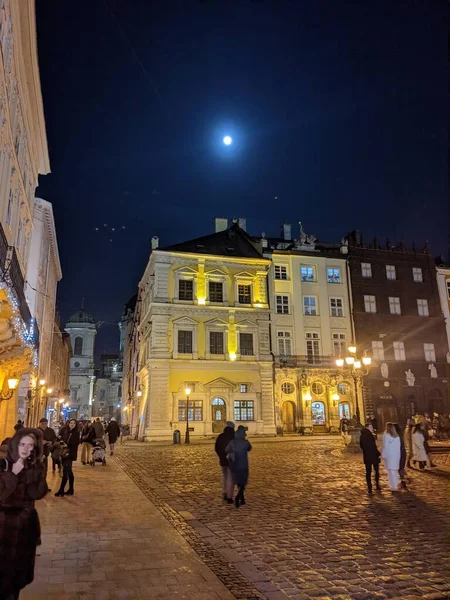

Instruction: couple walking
[215,422,251,509]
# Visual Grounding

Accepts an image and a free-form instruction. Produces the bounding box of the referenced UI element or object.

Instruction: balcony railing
[7,246,31,326]
[275,355,337,368]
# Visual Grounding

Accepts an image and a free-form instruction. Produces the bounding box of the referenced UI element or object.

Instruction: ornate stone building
[256,223,356,434]
[0,0,50,440]
[134,219,276,441]
[120,294,140,434]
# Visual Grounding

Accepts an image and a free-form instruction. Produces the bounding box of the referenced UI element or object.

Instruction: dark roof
[161,224,264,259]
[124,294,137,312]
[67,309,95,324]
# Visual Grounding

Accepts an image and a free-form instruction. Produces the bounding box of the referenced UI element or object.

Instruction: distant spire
[81,297,85,309]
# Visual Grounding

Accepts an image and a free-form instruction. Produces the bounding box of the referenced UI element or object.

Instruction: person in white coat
[381,422,401,491]
[412,423,427,469]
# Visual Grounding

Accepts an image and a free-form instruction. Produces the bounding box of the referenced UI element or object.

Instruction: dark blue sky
[35,0,448,358]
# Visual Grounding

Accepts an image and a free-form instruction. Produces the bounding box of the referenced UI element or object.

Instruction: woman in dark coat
[55,419,80,497]
[105,418,120,455]
[0,428,47,599]
[225,425,252,509]
[359,424,381,494]
[214,423,235,503]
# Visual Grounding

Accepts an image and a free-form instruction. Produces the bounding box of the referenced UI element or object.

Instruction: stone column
[144,361,172,440]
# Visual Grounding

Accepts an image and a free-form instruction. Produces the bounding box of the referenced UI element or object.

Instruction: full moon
[223,136,232,145]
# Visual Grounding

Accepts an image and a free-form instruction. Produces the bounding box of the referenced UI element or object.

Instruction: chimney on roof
[151,236,159,250]
[215,217,228,233]
[261,232,268,248]
[282,223,292,241]
[238,218,247,231]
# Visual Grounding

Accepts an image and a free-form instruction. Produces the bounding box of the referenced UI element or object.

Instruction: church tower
[65,309,97,419]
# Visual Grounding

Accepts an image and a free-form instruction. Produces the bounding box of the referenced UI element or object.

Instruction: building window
[337,382,350,395]
[178,330,193,354]
[238,284,252,304]
[73,336,83,356]
[178,400,203,421]
[303,296,317,316]
[305,332,320,361]
[330,297,344,317]
[447,280,450,299]
[179,279,193,301]
[372,341,384,361]
[234,400,254,421]
[393,341,406,361]
[240,384,248,393]
[209,331,224,355]
[361,263,372,278]
[312,382,324,396]
[417,299,429,316]
[364,295,377,313]
[301,266,315,282]
[389,297,401,315]
[281,382,295,394]
[239,333,254,356]
[327,268,341,284]
[275,265,288,280]
[424,343,436,362]
[277,331,292,356]
[332,333,346,356]
[209,281,223,303]
[412,267,423,283]
[385,265,396,280]
[276,295,289,314]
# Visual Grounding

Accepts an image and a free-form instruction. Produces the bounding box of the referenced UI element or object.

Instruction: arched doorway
[212,397,226,433]
[282,401,296,433]
[376,395,398,431]
[312,401,327,433]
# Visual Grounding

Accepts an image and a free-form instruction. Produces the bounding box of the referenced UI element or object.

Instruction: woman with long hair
[0,428,48,599]
[381,422,401,491]
[55,419,80,497]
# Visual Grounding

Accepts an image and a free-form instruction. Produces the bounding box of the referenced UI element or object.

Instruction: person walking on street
[403,419,414,468]
[55,419,80,497]
[214,421,235,504]
[0,428,48,599]
[93,417,104,440]
[105,418,120,456]
[421,421,437,468]
[38,418,56,491]
[394,423,408,490]
[369,413,378,437]
[381,422,401,491]
[80,421,96,464]
[412,423,428,469]
[225,425,252,509]
[120,423,130,445]
[360,423,381,494]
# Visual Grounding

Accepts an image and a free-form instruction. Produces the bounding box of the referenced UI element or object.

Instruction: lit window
[178,330,193,354]
[303,296,317,316]
[305,332,320,362]
[364,295,377,313]
[277,331,292,356]
[238,284,252,304]
[412,268,423,283]
[393,342,406,361]
[424,343,436,362]
[372,341,384,361]
[276,295,289,314]
[234,400,254,421]
[330,297,344,317]
[361,263,372,278]
[332,333,346,356]
[240,384,248,393]
[327,268,341,284]
[301,266,315,282]
[179,280,193,301]
[312,382,324,396]
[386,265,396,280]
[389,297,401,315]
[417,299,429,317]
[446,280,450,299]
[178,400,202,421]
[281,382,295,394]
[337,382,350,395]
[239,333,254,356]
[209,331,224,355]
[275,265,288,280]
[209,281,223,303]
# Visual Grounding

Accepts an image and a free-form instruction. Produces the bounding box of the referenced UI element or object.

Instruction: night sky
[35,0,448,359]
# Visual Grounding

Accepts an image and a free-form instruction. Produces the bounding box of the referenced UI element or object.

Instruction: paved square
[116,438,449,600]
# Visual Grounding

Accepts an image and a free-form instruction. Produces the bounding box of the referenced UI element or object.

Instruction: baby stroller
[90,438,107,466]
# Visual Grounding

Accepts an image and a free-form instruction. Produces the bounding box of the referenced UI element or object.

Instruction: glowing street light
[336,346,373,424]
[223,136,232,146]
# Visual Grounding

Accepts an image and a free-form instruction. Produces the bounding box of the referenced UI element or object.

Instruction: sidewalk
[22,457,235,600]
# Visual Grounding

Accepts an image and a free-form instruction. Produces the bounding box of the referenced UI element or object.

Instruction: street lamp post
[336,346,372,450]
[184,387,191,444]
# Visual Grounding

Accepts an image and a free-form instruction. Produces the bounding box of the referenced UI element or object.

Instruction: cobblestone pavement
[115,438,450,600]
[23,457,235,600]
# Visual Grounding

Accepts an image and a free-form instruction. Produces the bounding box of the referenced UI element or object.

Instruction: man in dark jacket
[105,418,120,455]
[214,421,235,504]
[39,417,56,490]
[360,423,381,494]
